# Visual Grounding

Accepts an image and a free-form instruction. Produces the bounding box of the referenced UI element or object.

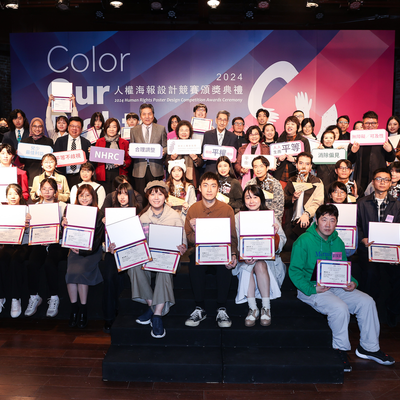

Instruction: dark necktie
[70,139,77,172]
[17,130,21,142]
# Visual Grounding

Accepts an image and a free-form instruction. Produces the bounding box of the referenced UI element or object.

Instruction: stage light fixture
[168,10,176,19]
[150,1,163,10]
[4,0,19,9]
[56,0,69,10]
[245,10,254,19]
[316,12,324,19]
[306,1,318,7]
[110,1,123,8]
[207,0,220,9]
[348,0,362,10]
[95,10,105,19]
[257,1,270,10]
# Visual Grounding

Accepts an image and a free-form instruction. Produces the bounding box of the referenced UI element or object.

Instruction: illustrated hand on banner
[295,92,312,118]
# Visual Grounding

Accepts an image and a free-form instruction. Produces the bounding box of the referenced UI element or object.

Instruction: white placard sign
[202,145,237,162]
[18,143,53,160]
[312,148,347,165]
[269,141,304,157]
[129,143,163,159]
[167,139,202,155]
[350,129,387,146]
[333,140,351,149]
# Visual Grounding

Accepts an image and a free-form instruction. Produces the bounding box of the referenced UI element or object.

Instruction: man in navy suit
[53,117,91,189]
[202,110,239,173]
[3,109,30,150]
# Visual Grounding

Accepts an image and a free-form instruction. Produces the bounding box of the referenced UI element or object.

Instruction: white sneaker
[11,298,21,318]
[216,307,232,328]
[25,294,42,317]
[46,295,60,318]
[0,298,5,314]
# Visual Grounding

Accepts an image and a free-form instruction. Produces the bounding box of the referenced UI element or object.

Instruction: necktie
[145,126,150,143]
[70,139,77,172]
[218,133,223,146]
[17,130,21,142]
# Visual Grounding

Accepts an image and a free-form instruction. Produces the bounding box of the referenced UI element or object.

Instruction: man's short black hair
[199,172,220,187]
[372,168,390,179]
[315,204,338,221]
[140,103,155,114]
[251,155,270,168]
[335,159,352,170]
[69,116,84,129]
[363,111,378,121]
[296,151,313,163]
[256,108,269,119]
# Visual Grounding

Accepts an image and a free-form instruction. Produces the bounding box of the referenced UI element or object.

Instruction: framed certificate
[121,127,131,140]
[334,204,357,250]
[316,260,352,288]
[368,244,400,264]
[195,218,231,265]
[0,227,25,244]
[62,204,97,251]
[51,81,72,113]
[336,227,356,249]
[114,240,152,272]
[240,236,275,260]
[28,203,60,245]
[53,98,72,113]
[81,127,99,144]
[143,249,180,274]
[191,117,213,133]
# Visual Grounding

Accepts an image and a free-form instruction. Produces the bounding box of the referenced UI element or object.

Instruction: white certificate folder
[239,210,275,260]
[143,224,183,274]
[195,218,231,265]
[335,204,357,250]
[0,167,18,203]
[104,207,136,252]
[62,204,97,251]
[368,222,400,263]
[28,203,60,245]
[106,215,151,272]
[0,205,27,244]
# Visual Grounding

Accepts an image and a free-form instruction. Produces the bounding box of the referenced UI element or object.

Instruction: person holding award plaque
[130,181,187,339]
[0,184,29,318]
[165,159,196,221]
[62,184,105,329]
[232,185,286,327]
[289,204,395,371]
[24,178,69,318]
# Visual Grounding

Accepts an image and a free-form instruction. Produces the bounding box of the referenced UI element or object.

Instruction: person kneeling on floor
[289,204,395,372]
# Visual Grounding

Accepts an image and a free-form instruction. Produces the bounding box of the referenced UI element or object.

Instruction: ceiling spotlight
[56,0,69,10]
[110,1,123,8]
[348,0,362,10]
[257,1,270,9]
[150,1,163,10]
[95,10,105,19]
[4,0,19,9]
[306,1,318,7]
[168,10,176,19]
[207,0,220,9]
[245,10,254,19]
[316,12,324,19]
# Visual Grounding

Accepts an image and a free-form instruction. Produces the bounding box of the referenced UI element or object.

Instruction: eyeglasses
[332,190,346,196]
[338,121,349,125]
[217,118,228,123]
[374,177,391,183]
[364,122,377,127]
[69,124,81,130]
[234,122,244,126]
[338,167,350,171]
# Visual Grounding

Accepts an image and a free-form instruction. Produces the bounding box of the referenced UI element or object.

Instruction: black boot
[78,304,88,329]
[68,302,79,328]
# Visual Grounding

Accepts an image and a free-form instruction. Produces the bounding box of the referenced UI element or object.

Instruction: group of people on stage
[1,98,400,372]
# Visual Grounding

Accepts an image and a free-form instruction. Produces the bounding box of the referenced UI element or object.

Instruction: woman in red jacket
[94,118,131,194]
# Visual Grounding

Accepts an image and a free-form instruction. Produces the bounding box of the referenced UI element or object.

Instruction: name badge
[332,252,342,261]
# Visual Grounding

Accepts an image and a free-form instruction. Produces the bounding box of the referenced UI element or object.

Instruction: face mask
[0,126,9,134]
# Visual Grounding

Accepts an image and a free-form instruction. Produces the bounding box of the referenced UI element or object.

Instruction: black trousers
[188,252,232,310]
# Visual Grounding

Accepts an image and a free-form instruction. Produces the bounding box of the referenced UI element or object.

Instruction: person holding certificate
[30,153,70,203]
[62,184,105,329]
[0,184,29,318]
[94,118,131,195]
[233,185,286,327]
[234,125,270,187]
[89,112,105,139]
[19,117,54,187]
[315,130,338,189]
[46,94,78,143]
[165,159,196,221]
[129,181,187,339]
[289,204,395,371]
[184,172,238,328]
[165,120,204,188]
[24,178,69,318]
[216,156,243,214]
[0,143,29,201]
[167,115,181,140]
[245,156,284,224]
[356,168,400,326]
[333,159,363,203]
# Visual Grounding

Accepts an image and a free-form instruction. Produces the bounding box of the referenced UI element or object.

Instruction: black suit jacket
[202,129,239,173]
[53,134,91,175]
[2,129,30,151]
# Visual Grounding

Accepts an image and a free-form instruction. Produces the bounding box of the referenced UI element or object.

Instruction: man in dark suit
[53,116,91,189]
[130,103,167,201]
[202,110,239,173]
[3,109,30,150]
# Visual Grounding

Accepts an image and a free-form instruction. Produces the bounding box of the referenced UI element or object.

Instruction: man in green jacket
[289,204,394,372]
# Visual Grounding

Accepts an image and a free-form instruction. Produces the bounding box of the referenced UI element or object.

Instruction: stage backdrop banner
[10,30,394,137]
